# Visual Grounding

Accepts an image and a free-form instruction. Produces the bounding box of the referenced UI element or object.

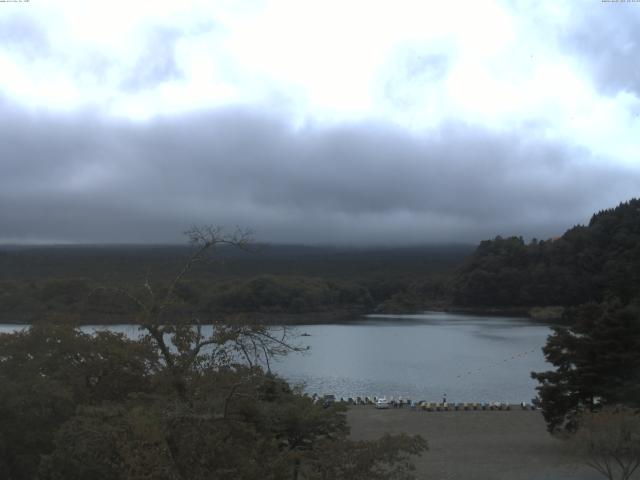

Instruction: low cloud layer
[1,2,638,244]
[1,102,637,244]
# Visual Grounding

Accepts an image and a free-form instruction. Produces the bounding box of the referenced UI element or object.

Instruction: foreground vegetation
[0,323,426,480]
[0,229,426,479]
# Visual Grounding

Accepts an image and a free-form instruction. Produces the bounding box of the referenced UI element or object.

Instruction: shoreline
[0,308,367,326]
[0,305,564,326]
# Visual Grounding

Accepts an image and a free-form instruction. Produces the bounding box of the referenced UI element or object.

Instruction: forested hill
[452,199,640,307]
[0,243,472,323]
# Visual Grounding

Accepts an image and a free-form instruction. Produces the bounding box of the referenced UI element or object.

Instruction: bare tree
[105,226,306,398]
[571,406,640,480]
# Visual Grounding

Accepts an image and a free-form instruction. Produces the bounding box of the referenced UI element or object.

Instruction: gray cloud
[119,23,215,92]
[0,100,637,244]
[0,13,50,59]
[382,46,451,108]
[0,13,215,95]
[563,4,640,96]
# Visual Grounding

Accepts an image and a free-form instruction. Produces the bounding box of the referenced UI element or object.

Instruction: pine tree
[532,300,640,433]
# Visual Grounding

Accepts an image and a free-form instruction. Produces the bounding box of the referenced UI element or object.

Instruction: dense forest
[452,199,640,308]
[0,244,470,323]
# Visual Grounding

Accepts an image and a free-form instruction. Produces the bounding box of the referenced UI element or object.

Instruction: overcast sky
[1,0,639,245]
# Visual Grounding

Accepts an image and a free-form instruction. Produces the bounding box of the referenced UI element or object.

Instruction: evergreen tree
[453,198,640,307]
[531,300,640,433]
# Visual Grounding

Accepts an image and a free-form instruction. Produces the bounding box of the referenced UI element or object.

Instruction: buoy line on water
[454,348,539,379]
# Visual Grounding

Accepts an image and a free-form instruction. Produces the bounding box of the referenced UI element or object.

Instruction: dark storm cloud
[1,100,637,244]
[564,4,640,96]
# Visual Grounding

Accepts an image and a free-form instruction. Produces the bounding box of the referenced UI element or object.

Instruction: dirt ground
[347,406,637,480]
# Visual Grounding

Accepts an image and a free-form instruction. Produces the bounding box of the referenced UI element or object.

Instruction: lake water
[0,312,553,403]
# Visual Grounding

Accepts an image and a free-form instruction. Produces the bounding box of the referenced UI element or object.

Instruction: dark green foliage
[208,275,374,314]
[531,300,640,434]
[375,274,450,312]
[0,244,471,322]
[453,199,640,307]
[0,275,376,322]
[0,376,74,480]
[40,395,293,480]
[0,325,426,480]
[0,244,471,283]
[39,279,91,307]
[0,325,157,480]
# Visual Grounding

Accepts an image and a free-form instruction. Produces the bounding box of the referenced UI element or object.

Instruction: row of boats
[378,399,536,411]
[315,394,536,411]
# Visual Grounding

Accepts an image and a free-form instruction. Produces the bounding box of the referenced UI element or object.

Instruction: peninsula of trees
[453,199,640,308]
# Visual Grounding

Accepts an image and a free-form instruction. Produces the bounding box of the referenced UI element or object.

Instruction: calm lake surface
[0,312,552,403]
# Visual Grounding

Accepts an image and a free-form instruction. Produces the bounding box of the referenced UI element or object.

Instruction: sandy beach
[347,406,636,480]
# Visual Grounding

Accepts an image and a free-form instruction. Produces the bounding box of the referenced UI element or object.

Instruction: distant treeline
[452,199,640,307]
[6,198,638,321]
[0,244,472,322]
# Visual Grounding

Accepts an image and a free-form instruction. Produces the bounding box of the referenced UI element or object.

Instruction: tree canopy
[531,300,640,434]
[453,199,640,307]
